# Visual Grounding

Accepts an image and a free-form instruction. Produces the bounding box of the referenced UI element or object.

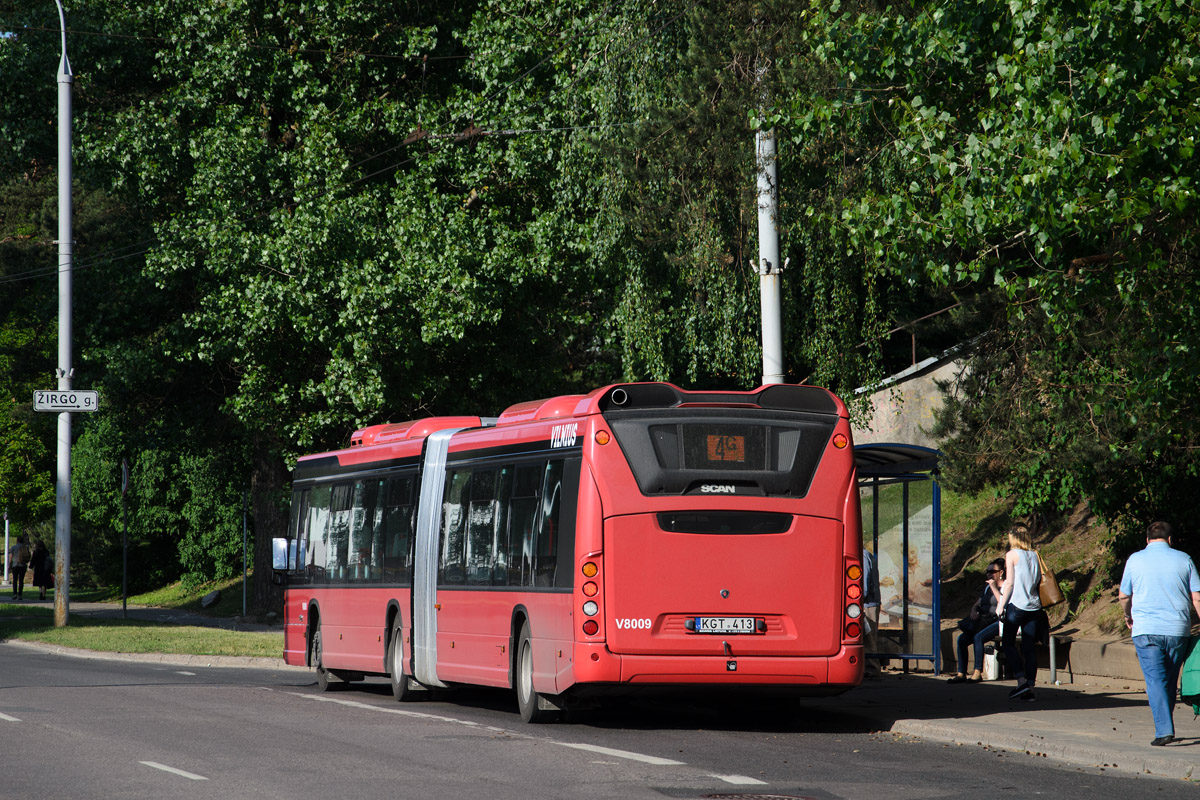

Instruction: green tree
[100,0,635,607]
[604,0,899,403]
[780,0,1200,541]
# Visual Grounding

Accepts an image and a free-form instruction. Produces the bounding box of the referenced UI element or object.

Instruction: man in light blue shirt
[1118,521,1200,746]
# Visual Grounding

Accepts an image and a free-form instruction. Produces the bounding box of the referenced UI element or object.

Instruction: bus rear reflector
[846,622,861,639]
[583,620,599,635]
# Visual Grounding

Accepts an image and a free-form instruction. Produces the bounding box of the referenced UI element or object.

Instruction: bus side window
[507,463,543,587]
[329,483,353,582]
[350,480,382,582]
[383,474,415,582]
[533,461,564,586]
[552,458,581,590]
[466,469,498,585]
[288,488,311,579]
[306,484,332,580]
[492,467,514,585]
[440,470,470,585]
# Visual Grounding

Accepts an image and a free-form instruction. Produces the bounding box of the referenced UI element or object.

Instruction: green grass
[84,573,265,618]
[0,607,283,657]
[0,574,283,658]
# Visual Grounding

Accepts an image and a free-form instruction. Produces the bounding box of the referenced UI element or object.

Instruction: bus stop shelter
[855,443,941,674]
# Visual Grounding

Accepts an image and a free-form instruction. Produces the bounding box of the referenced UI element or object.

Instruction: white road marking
[139,761,208,781]
[0,712,21,722]
[556,742,684,766]
[291,693,510,732]
[712,774,768,785]
[287,691,685,766]
[175,671,196,676]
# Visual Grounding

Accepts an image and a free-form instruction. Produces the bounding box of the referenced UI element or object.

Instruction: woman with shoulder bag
[998,524,1043,701]
[948,558,1006,683]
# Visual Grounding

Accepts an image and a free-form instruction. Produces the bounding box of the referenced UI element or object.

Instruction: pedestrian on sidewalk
[948,557,1005,684]
[997,523,1042,701]
[29,540,51,601]
[8,534,31,600]
[862,547,881,678]
[1118,520,1200,747]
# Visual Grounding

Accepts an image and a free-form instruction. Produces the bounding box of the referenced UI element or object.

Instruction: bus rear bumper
[570,642,864,688]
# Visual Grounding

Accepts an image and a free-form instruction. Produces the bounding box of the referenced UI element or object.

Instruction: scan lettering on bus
[614,618,653,630]
[699,484,736,494]
[550,423,578,449]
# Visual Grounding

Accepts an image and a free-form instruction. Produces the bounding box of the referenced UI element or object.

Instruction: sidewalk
[826,669,1200,782]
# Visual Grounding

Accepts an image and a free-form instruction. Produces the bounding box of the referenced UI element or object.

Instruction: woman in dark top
[947,557,1006,683]
[30,540,51,601]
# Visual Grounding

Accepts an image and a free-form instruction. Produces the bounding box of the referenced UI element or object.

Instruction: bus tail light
[845,559,864,640]
[581,559,603,637]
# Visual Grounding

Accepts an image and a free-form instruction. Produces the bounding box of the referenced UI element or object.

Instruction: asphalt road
[1,644,1194,799]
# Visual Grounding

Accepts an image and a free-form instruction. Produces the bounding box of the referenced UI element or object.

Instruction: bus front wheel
[516,621,557,723]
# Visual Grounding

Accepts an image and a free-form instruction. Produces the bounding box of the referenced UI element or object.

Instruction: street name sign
[33,389,99,412]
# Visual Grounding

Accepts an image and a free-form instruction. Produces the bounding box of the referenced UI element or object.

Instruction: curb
[891,718,1197,782]
[4,638,308,671]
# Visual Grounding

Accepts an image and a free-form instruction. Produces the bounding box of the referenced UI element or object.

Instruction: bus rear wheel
[313,627,333,692]
[389,619,413,702]
[516,621,557,723]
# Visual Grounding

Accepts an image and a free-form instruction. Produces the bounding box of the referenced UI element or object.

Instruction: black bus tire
[389,619,413,702]
[516,621,556,723]
[314,626,334,692]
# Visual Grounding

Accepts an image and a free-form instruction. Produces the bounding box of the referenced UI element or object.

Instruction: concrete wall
[852,357,964,448]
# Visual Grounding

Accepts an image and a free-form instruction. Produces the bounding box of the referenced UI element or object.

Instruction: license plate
[692,616,758,634]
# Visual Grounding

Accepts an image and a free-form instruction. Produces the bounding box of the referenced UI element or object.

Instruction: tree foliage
[2,0,1199,601]
[781,0,1200,538]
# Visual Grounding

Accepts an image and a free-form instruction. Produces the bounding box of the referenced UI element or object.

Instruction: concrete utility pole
[755,124,784,386]
[54,0,74,627]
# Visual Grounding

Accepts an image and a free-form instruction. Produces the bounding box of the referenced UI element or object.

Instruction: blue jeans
[957,620,1000,674]
[1132,634,1190,738]
[1002,605,1041,684]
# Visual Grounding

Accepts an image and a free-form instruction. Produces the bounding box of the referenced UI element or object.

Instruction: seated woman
[947,558,1006,683]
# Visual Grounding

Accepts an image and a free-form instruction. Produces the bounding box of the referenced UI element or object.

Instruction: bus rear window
[606,410,835,497]
[657,511,792,534]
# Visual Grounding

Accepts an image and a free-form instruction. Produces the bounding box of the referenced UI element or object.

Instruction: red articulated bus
[272,382,864,722]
